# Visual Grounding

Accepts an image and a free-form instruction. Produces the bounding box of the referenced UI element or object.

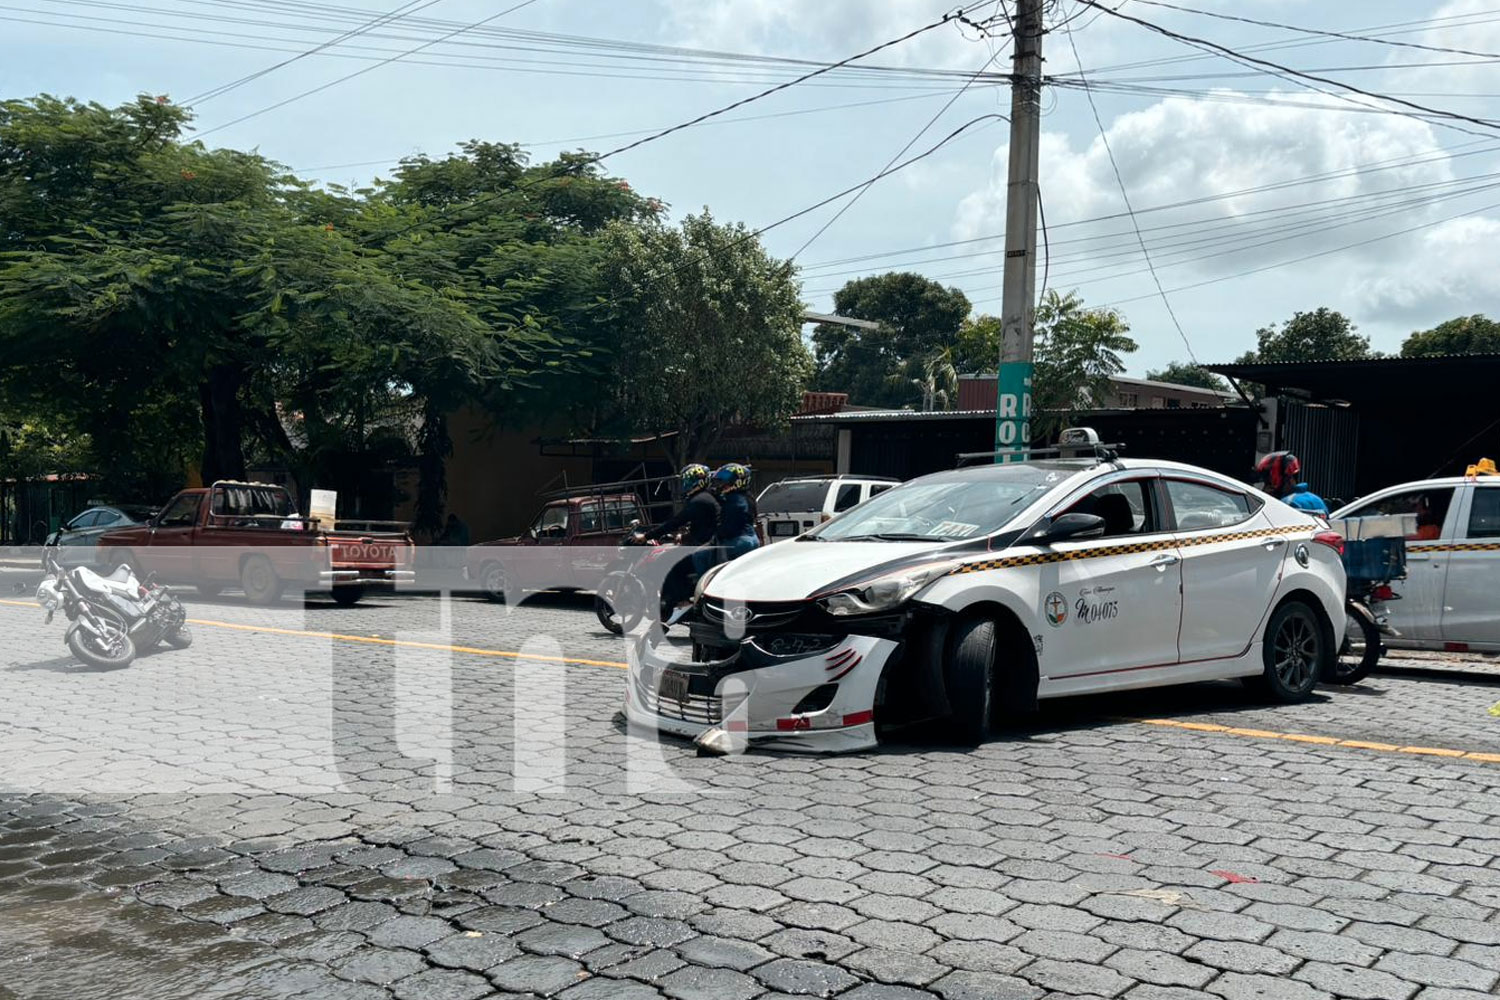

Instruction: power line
[1128,0,1500,63]
[294,88,990,175]
[1091,197,1500,311]
[184,0,443,105]
[798,138,1500,272]
[195,0,547,138]
[1063,6,1500,78]
[787,3,1012,263]
[358,6,987,246]
[1073,0,1500,136]
[1062,12,1197,362]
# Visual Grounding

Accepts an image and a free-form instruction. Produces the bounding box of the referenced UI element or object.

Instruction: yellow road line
[0,599,630,670]
[1133,717,1499,764]
[3,599,1497,761]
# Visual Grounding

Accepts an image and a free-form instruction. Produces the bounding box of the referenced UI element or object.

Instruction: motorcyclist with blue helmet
[709,463,761,562]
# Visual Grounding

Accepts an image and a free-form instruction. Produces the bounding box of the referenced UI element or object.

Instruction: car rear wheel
[479,561,508,604]
[1254,600,1328,702]
[240,555,283,605]
[944,617,998,746]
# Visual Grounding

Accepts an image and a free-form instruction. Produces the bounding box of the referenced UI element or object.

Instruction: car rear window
[758,481,829,513]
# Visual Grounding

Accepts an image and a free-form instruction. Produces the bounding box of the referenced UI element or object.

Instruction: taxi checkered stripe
[953,526,1309,574]
[1407,542,1500,552]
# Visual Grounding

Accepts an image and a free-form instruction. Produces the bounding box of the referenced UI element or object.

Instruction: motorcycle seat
[105,564,135,584]
[74,565,139,597]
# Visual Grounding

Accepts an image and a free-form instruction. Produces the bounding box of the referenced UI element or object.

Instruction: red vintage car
[465,493,645,602]
[97,481,414,605]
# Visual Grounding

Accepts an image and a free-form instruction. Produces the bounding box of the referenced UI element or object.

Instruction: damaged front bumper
[624,631,899,754]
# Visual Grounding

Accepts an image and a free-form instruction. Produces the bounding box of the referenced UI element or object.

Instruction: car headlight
[818,564,948,616]
[694,561,728,601]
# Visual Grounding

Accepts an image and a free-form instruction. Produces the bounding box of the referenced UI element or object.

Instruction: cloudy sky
[6,0,1500,375]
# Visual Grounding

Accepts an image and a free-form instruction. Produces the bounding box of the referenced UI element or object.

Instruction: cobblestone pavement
[1,587,1498,1000]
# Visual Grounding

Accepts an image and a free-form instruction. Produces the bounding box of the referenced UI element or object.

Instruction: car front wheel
[1256,600,1328,702]
[944,617,998,746]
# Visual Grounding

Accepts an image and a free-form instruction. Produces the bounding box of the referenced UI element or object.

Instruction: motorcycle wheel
[164,625,194,650]
[595,572,644,635]
[67,610,136,669]
[1330,608,1381,685]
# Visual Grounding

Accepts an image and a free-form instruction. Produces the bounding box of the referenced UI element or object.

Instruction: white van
[756,475,900,542]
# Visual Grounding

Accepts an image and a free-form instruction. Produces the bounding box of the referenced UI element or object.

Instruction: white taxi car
[1332,472,1500,653]
[626,448,1346,753]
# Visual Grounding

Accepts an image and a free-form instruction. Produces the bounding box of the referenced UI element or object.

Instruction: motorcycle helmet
[679,463,711,495]
[712,462,751,493]
[1254,451,1301,495]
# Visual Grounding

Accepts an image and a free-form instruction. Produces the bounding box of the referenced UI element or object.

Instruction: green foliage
[598,211,812,467]
[1237,307,1371,364]
[1144,362,1227,391]
[1032,290,1138,419]
[1401,314,1500,357]
[908,293,1136,419]
[953,313,1003,375]
[812,272,971,408]
[0,96,662,519]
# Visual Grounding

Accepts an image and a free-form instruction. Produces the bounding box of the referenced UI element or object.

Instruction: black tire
[478,561,508,604]
[164,625,194,650]
[1330,608,1380,685]
[196,583,222,598]
[594,572,644,635]
[1254,600,1328,702]
[944,617,998,746]
[66,609,136,669]
[330,586,366,607]
[239,555,283,605]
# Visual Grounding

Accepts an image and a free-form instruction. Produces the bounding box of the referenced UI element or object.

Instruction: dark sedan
[42,505,157,568]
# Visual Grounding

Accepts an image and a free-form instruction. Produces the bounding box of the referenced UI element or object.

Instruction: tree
[953,313,1003,375]
[811,272,970,408]
[909,347,959,412]
[943,293,1136,421]
[1401,314,1500,357]
[1032,290,1138,418]
[597,211,812,468]
[1145,362,1227,391]
[1237,307,1371,364]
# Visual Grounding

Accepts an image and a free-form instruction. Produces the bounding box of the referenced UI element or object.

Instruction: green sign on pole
[994,362,1033,463]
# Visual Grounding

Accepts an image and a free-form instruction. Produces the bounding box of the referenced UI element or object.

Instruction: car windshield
[809,465,1076,541]
[758,481,830,513]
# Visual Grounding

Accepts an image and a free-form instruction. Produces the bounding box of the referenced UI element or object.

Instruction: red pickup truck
[97,481,414,605]
[466,493,645,602]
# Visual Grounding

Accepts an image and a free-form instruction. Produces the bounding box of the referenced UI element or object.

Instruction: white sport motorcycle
[36,551,192,668]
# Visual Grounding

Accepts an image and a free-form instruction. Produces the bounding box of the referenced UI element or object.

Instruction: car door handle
[1263,537,1287,549]
[1149,553,1180,568]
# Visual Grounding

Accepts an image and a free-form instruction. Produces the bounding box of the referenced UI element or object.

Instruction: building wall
[397,407,593,543]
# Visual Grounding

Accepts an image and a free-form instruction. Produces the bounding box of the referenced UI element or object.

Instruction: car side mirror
[1028,512,1106,544]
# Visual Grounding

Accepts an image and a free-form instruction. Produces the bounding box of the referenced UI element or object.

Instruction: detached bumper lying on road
[623,632,897,753]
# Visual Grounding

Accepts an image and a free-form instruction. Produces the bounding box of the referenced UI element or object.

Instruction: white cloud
[1346,215,1500,320]
[951,90,1487,287]
[658,0,1003,70]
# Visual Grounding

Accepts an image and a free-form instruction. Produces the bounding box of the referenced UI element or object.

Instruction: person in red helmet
[1254,451,1328,516]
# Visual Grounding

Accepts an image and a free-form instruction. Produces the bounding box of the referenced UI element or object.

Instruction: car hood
[703,540,954,602]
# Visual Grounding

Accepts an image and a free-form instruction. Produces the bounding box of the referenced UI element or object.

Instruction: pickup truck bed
[97,482,414,605]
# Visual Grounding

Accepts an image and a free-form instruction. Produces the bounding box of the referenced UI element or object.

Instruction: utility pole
[994,0,1044,462]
